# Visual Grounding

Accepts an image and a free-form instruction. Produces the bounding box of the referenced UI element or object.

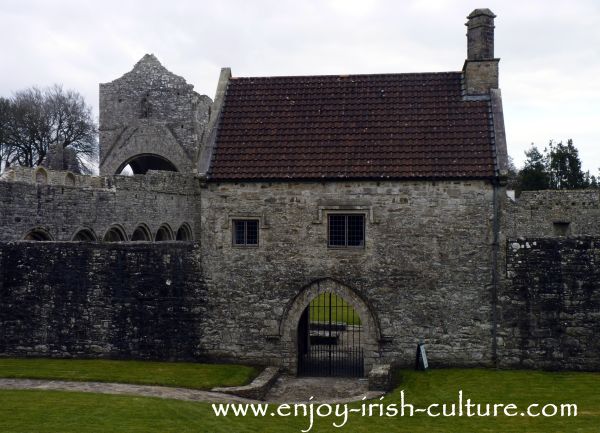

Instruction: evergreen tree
[547,139,587,189]
[518,145,550,191]
[584,170,598,189]
[515,139,592,192]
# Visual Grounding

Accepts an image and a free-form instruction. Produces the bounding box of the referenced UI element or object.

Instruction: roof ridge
[230,71,462,80]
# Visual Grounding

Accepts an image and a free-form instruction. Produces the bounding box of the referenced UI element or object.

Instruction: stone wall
[0,242,205,360]
[2,168,600,372]
[504,190,600,238]
[498,237,600,370]
[200,179,497,372]
[0,167,198,242]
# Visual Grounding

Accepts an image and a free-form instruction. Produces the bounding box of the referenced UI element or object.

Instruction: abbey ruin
[1,9,599,379]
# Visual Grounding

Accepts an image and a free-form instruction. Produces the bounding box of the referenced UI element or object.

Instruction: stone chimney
[463,8,499,96]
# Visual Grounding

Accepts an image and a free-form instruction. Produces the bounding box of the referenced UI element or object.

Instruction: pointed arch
[72,227,98,241]
[155,223,174,241]
[279,278,381,375]
[64,172,76,186]
[131,223,152,241]
[100,124,193,175]
[176,222,193,241]
[103,224,128,242]
[116,153,178,175]
[34,167,48,185]
[23,227,53,241]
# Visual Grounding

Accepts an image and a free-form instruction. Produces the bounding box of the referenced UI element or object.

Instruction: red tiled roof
[208,72,497,181]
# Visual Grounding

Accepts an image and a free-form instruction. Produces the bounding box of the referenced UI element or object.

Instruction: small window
[553,221,570,236]
[328,214,365,248]
[233,219,259,246]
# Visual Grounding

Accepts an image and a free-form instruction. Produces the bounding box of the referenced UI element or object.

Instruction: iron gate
[297,292,364,377]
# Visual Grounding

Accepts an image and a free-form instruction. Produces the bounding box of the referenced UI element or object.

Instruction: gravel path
[0,377,384,403]
[0,378,259,403]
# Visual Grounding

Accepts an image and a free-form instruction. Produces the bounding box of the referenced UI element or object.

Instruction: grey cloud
[1,0,598,170]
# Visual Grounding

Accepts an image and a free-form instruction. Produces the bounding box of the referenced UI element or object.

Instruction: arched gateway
[280,278,381,377]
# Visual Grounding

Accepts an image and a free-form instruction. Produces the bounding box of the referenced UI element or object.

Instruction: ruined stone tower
[98,54,212,175]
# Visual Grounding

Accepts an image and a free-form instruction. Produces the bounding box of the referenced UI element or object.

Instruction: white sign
[419,344,429,370]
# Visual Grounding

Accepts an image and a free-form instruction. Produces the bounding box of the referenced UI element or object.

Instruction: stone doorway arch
[279,278,381,376]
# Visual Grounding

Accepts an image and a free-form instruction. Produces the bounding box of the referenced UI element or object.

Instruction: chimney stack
[463,8,499,96]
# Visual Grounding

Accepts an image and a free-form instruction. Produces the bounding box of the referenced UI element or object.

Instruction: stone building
[1,9,599,376]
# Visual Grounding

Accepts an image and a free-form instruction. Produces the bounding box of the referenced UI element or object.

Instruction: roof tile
[209,72,496,180]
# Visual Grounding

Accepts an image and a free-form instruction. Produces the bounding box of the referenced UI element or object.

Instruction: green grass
[1,368,599,432]
[0,358,259,390]
[309,292,362,326]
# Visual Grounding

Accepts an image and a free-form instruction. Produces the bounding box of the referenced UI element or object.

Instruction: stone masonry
[499,238,600,370]
[0,166,198,242]
[0,242,204,360]
[200,180,497,372]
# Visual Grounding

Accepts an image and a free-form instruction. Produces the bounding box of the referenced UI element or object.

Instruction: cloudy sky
[1,0,599,171]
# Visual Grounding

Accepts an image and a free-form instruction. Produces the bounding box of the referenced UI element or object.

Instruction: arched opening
[297,292,364,377]
[64,172,76,186]
[155,224,174,241]
[23,227,53,241]
[116,154,178,175]
[131,224,152,241]
[72,228,97,241]
[103,225,127,242]
[34,167,48,185]
[280,278,380,376]
[176,223,193,241]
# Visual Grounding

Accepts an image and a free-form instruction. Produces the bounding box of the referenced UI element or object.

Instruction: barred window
[328,214,365,247]
[233,219,259,246]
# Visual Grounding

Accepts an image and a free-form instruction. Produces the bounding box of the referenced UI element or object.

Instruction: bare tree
[0,97,14,172]
[0,85,97,174]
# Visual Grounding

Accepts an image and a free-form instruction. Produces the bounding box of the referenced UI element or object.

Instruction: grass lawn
[0,358,259,390]
[309,292,362,326]
[1,368,599,432]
